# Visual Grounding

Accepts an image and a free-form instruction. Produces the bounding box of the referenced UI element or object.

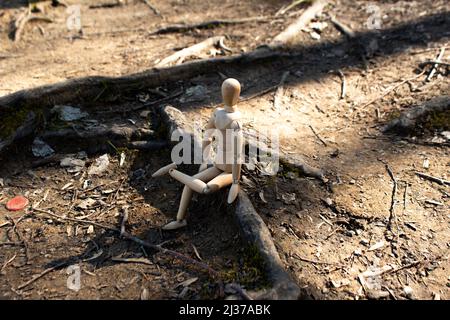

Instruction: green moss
[220,245,269,288]
[0,104,44,139]
[423,110,450,131]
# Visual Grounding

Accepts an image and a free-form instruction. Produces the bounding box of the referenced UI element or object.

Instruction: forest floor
[0,0,449,300]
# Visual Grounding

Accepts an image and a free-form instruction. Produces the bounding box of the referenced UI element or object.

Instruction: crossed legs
[161,166,233,230]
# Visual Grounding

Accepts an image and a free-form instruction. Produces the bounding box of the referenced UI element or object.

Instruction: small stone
[423,159,430,169]
[403,286,413,299]
[87,225,94,234]
[310,31,321,40]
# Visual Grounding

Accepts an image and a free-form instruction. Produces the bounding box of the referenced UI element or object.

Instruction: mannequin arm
[228,120,243,203]
[199,113,216,172]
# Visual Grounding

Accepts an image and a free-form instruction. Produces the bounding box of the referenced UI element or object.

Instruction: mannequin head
[221,78,241,109]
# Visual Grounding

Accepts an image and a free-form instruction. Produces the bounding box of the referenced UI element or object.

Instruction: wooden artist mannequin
[152,78,243,230]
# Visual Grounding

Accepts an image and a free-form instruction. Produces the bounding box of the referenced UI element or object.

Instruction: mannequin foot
[152,163,177,178]
[162,219,187,230]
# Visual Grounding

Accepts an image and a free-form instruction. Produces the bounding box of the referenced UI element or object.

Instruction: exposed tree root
[382,95,450,133]
[232,191,312,300]
[149,16,269,35]
[156,36,225,67]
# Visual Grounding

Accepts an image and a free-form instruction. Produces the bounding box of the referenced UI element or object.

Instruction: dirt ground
[0,0,449,300]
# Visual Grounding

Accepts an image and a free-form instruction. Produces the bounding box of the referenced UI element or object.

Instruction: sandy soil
[0,0,449,300]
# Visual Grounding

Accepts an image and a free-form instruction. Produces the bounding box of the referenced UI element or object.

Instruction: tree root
[382,95,450,133]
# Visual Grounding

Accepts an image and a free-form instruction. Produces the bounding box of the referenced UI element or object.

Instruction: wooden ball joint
[152,78,243,230]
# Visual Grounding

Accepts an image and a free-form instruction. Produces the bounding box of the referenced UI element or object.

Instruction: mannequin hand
[198,163,208,172]
[227,183,239,204]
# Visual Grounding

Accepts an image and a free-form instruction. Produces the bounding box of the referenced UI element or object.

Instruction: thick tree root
[232,191,309,300]
[382,95,450,133]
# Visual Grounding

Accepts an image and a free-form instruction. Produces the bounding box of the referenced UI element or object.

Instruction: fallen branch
[382,95,450,133]
[150,16,269,35]
[271,0,328,46]
[156,36,225,67]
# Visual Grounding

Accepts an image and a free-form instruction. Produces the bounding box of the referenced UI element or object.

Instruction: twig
[273,71,290,111]
[275,0,310,16]
[308,125,327,146]
[17,262,68,290]
[141,0,162,17]
[32,208,219,277]
[382,161,398,232]
[0,222,12,228]
[359,70,426,110]
[329,15,355,38]
[337,69,346,99]
[1,254,17,273]
[149,17,268,35]
[426,47,446,81]
[155,36,225,67]
[415,172,450,186]
[120,206,129,236]
[131,89,184,111]
[293,253,344,267]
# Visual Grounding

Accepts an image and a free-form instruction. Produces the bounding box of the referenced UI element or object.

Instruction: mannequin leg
[169,167,221,193]
[204,172,233,194]
[163,166,222,230]
[152,163,177,178]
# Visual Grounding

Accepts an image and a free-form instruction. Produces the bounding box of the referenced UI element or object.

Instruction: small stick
[309,125,327,146]
[293,253,344,267]
[415,172,450,186]
[329,15,355,38]
[1,254,17,273]
[359,70,426,110]
[383,162,398,232]
[0,222,12,228]
[337,69,346,99]
[426,47,446,82]
[141,0,162,17]
[17,261,68,290]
